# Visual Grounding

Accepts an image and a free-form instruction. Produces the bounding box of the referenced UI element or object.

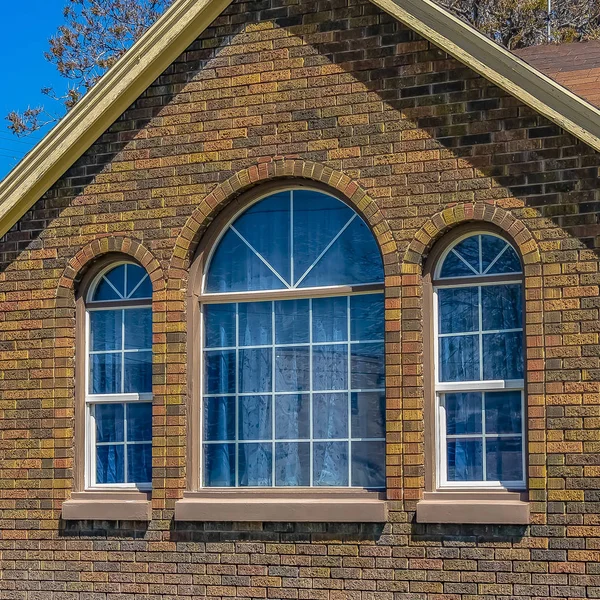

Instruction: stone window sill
[62,491,152,521]
[174,490,387,522]
[416,491,529,524]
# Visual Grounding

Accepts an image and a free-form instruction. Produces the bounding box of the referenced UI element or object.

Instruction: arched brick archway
[169,158,399,280]
[401,202,541,273]
[57,236,166,301]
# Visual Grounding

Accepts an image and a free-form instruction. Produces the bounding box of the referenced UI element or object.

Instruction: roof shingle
[515,41,600,107]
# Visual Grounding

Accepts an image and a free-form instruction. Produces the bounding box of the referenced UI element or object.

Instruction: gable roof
[1,0,600,240]
[515,41,600,108]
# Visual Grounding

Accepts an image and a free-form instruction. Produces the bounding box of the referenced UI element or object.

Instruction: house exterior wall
[0,0,599,597]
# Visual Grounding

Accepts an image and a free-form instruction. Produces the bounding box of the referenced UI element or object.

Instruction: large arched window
[433,232,525,489]
[201,189,385,489]
[85,262,153,489]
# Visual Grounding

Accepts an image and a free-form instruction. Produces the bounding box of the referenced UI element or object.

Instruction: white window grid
[200,294,386,488]
[203,188,383,294]
[434,263,526,490]
[85,262,152,491]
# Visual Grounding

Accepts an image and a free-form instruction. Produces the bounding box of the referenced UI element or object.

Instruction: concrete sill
[62,492,152,521]
[416,491,529,524]
[175,490,387,522]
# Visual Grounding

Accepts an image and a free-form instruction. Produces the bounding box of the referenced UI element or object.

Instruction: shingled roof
[515,41,600,108]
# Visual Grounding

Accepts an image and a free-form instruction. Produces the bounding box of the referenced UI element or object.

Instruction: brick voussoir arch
[402,202,541,272]
[169,158,399,279]
[57,236,166,300]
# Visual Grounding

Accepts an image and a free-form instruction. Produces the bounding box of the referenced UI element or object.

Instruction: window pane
[487,245,521,275]
[485,391,522,434]
[439,335,479,382]
[293,191,354,285]
[206,228,286,293]
[486,437,523,482]
[127,443,152,484]
[481,235,508,272]
[451,236,480,273]
[97,444,124,484]
[438,287,478,334]
[313,441,348,486]
[352,441,385,488]
[445,392,482,435]
[128,273,152,300]
[204,350,236,394]
[239,395,272,440]
[125,264,151,299]
[275,394,309,440]
[89,310,122,351]
[351,392,385,439]
[439,250,477,278]
[124,308,152,350]
[351,343,384,389]
[233,192,291,286]
[313,393,348,439]
[203,443,235,487]
[350,294,384,341]
[124,351,152,394]
[96,403,124,442]
[275,442,310,486]
[482,236,521,274]
[238,302,272,346]
[275,347,309,393]
[299,217,384,287]
[313,297,347,343]
[239,443,272,487]
[239,349,272,393]
[313,345,348,391]
[482,284,522,331]
[90,353,122,394]
[204,304,236,348]
[126,402,152,441]
[275,300,309,344]
[94,265,126,301]
[447,439,483,481]
[203,397,236,442]
[483,332,523,380]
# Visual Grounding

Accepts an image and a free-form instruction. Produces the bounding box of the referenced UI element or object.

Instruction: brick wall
[0,0,599,597]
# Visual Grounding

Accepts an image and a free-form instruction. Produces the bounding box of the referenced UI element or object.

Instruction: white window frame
[84,261,153,491]
[198,188,386,489]
[433,232,526,491]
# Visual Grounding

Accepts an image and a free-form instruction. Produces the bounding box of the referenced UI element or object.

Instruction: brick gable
[0,0,599,597]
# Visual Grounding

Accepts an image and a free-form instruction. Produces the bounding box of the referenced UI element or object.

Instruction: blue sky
[0,1,65,180]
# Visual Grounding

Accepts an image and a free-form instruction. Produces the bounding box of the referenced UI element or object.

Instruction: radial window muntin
[200,188,386,489]
[433,232,526,490]
[85,261,153,490]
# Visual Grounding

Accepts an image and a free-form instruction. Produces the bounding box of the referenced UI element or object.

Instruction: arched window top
[89,262,152,303]
[205,189,384,293]
[436,233,521,280]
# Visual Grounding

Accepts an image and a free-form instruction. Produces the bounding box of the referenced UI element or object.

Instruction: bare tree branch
[6,0,172,137]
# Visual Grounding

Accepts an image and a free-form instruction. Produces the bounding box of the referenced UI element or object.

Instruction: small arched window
[201,189,386,489]
[85,262,153,489]
[433,232,525,489]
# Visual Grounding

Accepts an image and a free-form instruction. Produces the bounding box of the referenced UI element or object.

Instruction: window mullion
[347,295,352,488]
[309,298,314,487]
[478,285,483,381]
[235,304,239,488]
[124,403,128,485]
[481,392,487,482]
[271,301,276,488]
